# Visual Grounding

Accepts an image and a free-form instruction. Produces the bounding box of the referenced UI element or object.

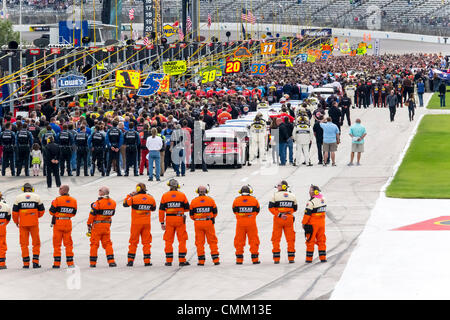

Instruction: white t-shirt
[146,135,163,151]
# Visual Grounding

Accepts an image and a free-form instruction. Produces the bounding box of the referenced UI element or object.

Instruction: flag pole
[93,0,96,44]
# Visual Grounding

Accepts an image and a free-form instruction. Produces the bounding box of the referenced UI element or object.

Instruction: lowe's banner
[301,28,332,37]
[58,71,87,95]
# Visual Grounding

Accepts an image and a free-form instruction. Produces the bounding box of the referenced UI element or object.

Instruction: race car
[204,126,248,168]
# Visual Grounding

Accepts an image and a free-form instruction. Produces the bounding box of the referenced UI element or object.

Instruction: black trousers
[341,107,351,126]
[59,146,72,176]
[125,146,138,175]
[190,143,207,171]
[364,94,370,108]
[316,139,323,164]
[16,146,30,176]
[408,106,415,121]
[76,147,88,176]
[381,94,387,108]
[396,94,403,107]
[1,148,15,176]
[164,145,172,170]
[373,94,380,107]
[106,148,121,176]
[389,106,396,122]
[46,162,61,188]
[91,148,105,176]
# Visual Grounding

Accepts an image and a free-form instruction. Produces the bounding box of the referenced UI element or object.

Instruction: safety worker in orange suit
[232,185,261,265]
[87,186,117,268]
[12,183,45,268]
[302,185,327,263]
[49,185,77,268]
[123,183,156,267]
[0,192,11,269]
[189,185,219,266]
[159,179,190,266]
[268,180,298,264]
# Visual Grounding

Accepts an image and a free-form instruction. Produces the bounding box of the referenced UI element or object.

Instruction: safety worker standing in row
[49,185,77,268]
[232,185,260,265]
[189,185,219,266]
[123,183,156,267]
[268,180,298,264]
[302,185,327,263]
[12,183,45,268]
[87,186,117,267]
[248,112,267,165]
[0,192,11,269]
[159,179,190,266]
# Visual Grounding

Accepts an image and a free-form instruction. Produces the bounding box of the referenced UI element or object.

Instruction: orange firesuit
[232,195,260,264]
[49,194,77,267]
[87,196,117,266]
[268,191,298,263]
[302,195,327,263]
[0,199,11,268]
[189,195,219,265]
[12,192,45,267]
[159,190,190,264]
[123,192,156,265]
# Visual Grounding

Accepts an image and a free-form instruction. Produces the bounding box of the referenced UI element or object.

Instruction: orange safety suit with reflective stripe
[268,191,298,263]
[0,200,11,267]
[159,191,190,263]
[302,195,327,262]
[12,192,45,266]
[123,192,156,264]
[232,195,260,264]
[49,195,77,267]
[87,197,116,266]
[189,195,219,264]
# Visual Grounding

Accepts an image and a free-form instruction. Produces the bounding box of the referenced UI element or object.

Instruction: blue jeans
[172,148,186,176]
[279,142,287,165]
[441,94,446,107]
[287,138,294,164]
[71,150,77,171]
[148,150,161,180]
[418,93,424,106]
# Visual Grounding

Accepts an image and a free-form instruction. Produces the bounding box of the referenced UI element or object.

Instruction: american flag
[207,13,212,28]
[178,27,184,41]
[241,8,256,24]
[186,15,192,32]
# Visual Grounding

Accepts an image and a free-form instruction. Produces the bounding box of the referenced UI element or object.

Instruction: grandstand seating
[1,0,448,34]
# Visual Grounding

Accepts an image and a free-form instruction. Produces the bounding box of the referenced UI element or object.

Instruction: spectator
[146,127,163,181]
[439,81,447,107]
[284,117,294,165]
[407,97,416,121]
[313,114,324,165]
[320,117,340,166]
[417,79,425,107]
[277,118,290,166]
[348,119,367,166]
[386,90,398,122]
